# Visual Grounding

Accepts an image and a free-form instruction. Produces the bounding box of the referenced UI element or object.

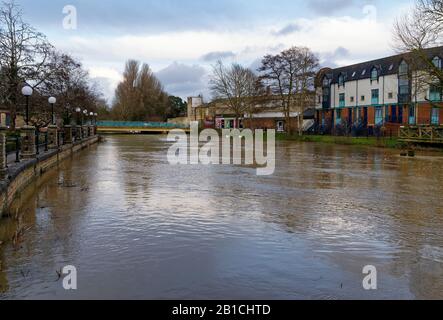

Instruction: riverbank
[276,133,406,149]
[0,136,99,217]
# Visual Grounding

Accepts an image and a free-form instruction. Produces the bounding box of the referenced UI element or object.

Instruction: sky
[14,0,415,104]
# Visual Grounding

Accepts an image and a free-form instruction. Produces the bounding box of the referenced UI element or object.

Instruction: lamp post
[94,113,98,125]
[83,109,88,138]
[76,107,81,125]
[21,86,33,125]
[83,109,88,125]
[48,97,57,125]
[89,112,94,125]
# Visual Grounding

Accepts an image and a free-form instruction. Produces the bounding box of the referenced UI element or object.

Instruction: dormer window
[361,69,366,76]
[399,60,408,75]
[371,67,379,81]
[322,77,329,87]
[433,56,441,69]
[352,71,356,77]
[338,74,345,86]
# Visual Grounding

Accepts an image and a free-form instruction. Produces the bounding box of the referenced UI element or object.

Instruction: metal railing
[97,121,188,129]
[311,123,396,138]
[6,136,21,166]
[35,131,49,155]
[3,127,97,172]
[58,130,66,146]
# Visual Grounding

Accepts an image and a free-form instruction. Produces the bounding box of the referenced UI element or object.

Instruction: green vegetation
[276,134,403,149]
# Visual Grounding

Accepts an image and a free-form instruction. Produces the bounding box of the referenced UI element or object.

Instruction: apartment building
[315,46,443,134]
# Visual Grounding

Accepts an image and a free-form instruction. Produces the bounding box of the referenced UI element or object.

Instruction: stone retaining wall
[0,136,99,217]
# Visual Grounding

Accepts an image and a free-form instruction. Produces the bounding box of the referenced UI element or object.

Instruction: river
[1,135,443,299]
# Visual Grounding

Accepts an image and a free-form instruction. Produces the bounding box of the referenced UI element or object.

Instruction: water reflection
[1,135,443,299]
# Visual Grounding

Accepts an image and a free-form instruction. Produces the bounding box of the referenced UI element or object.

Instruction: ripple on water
[1,135,443,299]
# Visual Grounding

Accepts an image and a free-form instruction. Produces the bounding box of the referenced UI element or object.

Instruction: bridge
[399,126,443,144]
[97,121,190,134]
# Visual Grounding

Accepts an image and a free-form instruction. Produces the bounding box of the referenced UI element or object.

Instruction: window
[389,64,394,71]
[336,109,342,125]
[318,95,321,103]
[375,107,383,126]
[352,71,356,77]
[339,93,345,107]
[409,106,416,125]
[399,60,408,75]
[361,95,365,102]
[361,69,366,76]
[350,96,355,103]
[430,84,441,101]
[371,89,379,105]
[322,87,330,109]
[398,61,410,103]
[398,106,403,123]
[399,82,409,94]
[388,92,393,99]
[391,105,397,123]
[371,67,379,81]
[431,108,440,125]
[433,56,442,69]
[338,74,345,86]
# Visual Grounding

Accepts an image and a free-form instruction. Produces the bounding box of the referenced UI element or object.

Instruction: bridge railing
[97,121,189,129]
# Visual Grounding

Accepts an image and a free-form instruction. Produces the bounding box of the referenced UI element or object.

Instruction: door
[363,107,368,127]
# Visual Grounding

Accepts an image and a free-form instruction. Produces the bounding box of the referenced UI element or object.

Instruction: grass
[276,133,404,149]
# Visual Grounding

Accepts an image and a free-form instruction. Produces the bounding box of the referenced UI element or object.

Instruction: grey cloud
[90,77,116,104]
[249,59,263,73]
[201,51,236,62]
[334,47,350,57]
[272,23,301,36]
[320,46,351,67]
[156,62,208,98]
[308,0,355,14]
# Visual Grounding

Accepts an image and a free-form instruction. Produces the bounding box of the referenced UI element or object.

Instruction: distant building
[187,94,315,132]
[315,46,443,134]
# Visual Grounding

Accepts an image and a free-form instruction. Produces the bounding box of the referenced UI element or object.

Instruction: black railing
[311,123,396,139]
[35,131,49,155]
[58,130,66,146]
[6,136,21,166]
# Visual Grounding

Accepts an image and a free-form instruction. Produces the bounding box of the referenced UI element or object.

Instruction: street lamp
[82,109,88,125]
[89,112,93,125]
[21,86,33,125]
[76,107,81,125]
[48,97,57,125]
[94,113,98,125]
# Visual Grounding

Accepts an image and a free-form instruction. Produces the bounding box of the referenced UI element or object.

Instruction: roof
[318,46,443,85]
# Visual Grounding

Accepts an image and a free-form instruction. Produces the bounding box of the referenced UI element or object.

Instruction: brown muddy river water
[0,135,443,299]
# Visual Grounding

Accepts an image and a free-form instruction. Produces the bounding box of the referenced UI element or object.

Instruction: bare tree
[393,0,443,108]
[259,46,318,135]
[0,0,53,129]
[210,61,259,128]
[32,51,102,127]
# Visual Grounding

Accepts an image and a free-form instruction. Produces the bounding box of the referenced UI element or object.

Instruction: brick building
[315,46,443,135]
